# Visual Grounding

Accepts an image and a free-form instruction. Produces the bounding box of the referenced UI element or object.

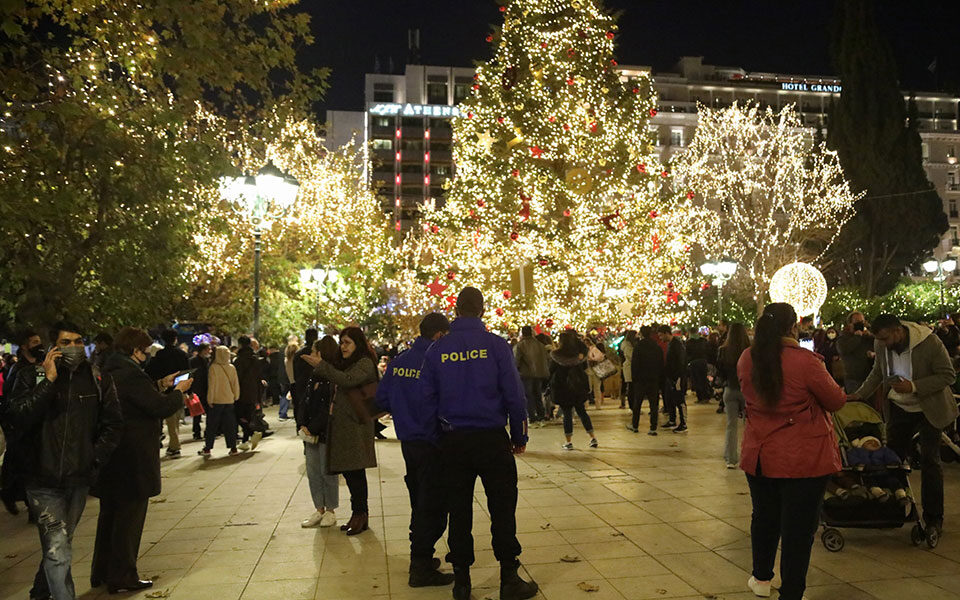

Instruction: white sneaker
[726,463,738,469]
[589,438,599,448]
[319,511,337,527]
[238,442,251,451]
[301,511,324,528]
[561,442,574,450]
[747,576,771,597]
[251,431,262,450]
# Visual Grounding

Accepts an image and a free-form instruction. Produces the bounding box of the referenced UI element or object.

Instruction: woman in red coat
[737,303,845,600]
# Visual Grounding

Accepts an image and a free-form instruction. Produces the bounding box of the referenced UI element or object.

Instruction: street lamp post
[700,258,739,322]
[299,267,340,327]
[923,258,957,319]
[220,162,299,338]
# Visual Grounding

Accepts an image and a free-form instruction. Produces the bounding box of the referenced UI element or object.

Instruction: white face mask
[827,333,837,340]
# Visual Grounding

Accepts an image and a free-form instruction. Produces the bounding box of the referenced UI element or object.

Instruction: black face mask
[28,344,45,363]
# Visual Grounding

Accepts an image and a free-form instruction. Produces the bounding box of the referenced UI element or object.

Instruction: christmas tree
[389,0,698,333]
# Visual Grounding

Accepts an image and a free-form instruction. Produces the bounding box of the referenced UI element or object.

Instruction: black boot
[452,566,471,600]
[409,557,455,588]
[499,560,538,600]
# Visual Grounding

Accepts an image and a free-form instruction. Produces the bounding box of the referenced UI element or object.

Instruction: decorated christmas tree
[389,0,699,333]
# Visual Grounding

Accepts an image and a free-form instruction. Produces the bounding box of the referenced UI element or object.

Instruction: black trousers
[632,382,660,430]
[886,403,945,524]
[342,469,368,513]
[746,468,828,600]
[0,439,27,506]
[522,377,545,422]
[688,359,710,401]
[441,429,521,567]
[663,377,686,426]
[91,496,149,587]
[401,440,448,560]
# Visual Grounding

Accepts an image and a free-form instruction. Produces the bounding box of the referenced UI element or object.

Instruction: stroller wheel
[911,524,924,546]
[925,525,941,549]
[821,528,844,552]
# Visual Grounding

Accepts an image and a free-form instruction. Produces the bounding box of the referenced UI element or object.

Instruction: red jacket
[737,339,846,478]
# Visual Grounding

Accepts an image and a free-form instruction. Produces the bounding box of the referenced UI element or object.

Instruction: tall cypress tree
[825,0,947,296]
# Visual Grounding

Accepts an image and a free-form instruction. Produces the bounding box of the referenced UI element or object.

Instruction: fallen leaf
[561,555,581,563]
[669,442,679,447]
[610,531,624,537]
[145,590,170,599]
[150,498,167,504]
[540,523,551,529]
[4,553,16,558]
[577,582,600,592]
[656,589,668,595]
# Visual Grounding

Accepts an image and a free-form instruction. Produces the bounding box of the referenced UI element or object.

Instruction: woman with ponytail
[737,303,845,600]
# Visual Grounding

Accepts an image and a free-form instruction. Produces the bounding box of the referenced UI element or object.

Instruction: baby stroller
[819,401,938,551]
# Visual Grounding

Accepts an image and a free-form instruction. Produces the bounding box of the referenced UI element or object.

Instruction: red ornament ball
[472,84,479,91]
[503,290,512,299]
[545,319,554,328]
[485,35,493,43]
[636,163,646,172]
[649,108,658,117]
[606,31,615,39]
[499,5,506,12]
[446,271,456,280]
[566,78,575,86]
[611,59,618,66]
[648,210,658,219]
[495,307,505,316]
[632,87,639,94]
[477,199,485,207]
[511,169,520,177]
[540,42,547,48]
[509,232,519,241]
[430,225,439,233]
[686,191,695,200]
[497,116,505,123]
[467,112,474,119]
[563,209,572,217]
[661,170,669,178]
[538,259,548,266]
[548,116,556,123]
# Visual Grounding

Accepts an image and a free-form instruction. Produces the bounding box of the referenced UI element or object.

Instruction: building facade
[327,58,960,251]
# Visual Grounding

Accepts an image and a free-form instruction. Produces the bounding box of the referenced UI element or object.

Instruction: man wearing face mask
[7,321,123,600]
[0,329,44,517]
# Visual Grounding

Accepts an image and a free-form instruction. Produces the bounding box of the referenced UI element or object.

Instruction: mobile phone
[173,368,196,385]
[799,339,815,351]
[884,375,904,385]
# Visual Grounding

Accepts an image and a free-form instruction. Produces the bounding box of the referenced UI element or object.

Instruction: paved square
[2,400,959,599]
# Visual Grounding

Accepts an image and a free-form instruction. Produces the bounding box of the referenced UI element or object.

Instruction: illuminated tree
[183,120,394,345]
[670,102,860,315]
[389,0,698,334]
[0,0,326,333]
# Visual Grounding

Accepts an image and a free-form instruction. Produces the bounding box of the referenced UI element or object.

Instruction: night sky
[306,0,960,112]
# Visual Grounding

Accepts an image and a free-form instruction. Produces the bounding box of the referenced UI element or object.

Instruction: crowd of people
[1,290,959,600]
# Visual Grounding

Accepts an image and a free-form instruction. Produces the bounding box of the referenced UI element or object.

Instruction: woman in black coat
[549,330,598,450]
[91,327,192,594]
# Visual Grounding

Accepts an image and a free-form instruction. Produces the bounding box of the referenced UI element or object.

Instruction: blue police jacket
[420,317,528,445]
[375,336,436,443]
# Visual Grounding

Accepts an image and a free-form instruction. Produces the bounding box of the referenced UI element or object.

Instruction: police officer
[420,288,538,600]
[376,313,455,588]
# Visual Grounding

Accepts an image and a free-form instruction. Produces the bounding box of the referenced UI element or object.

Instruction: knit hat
[852,436,881,450]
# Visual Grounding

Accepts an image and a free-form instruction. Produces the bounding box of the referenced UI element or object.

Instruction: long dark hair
[339,326,376,368]
[556,330,586,357]
[750,303,797,407]
[720,322,750,369]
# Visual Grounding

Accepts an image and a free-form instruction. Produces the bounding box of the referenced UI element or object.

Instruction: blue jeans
[27,485,88,600]
[303,441,339,510]
[278,391,290,419]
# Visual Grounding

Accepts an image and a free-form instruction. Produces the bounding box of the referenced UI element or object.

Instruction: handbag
[185,393,205,417]
[591,358,618,380]
[346,381,384,424]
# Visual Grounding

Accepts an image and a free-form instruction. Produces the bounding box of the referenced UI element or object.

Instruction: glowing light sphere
[769,262,828,317]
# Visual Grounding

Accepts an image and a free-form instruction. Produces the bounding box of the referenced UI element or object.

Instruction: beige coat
[207,346,240,405]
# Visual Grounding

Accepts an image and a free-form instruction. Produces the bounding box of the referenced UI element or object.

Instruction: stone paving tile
[3,399,960,599]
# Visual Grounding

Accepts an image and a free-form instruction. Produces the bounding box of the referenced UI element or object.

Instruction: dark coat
[234,347,263,407]
[145,346,189,381]
[6,361,122,488]
[315,357,378,473]
[631,337,665,386]
[664,337,687,382]
[189,354,210,402]
[299,369,334,443]
[549,350,590,409]
[93,353,183,500]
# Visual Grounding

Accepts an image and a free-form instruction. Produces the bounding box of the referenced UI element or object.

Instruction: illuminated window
[670,129,683,147]
[371,139,392,151]
[372,116,391,128]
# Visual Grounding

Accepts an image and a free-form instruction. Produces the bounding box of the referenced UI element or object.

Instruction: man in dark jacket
[189,343,212,440]
[265,346,284,407]
[145,329,188,457]
[234,336,264,450]
[376,313,454,588]
[685,330,711,403]
[630,326,664,435]
[419,288,537,600]
[837,311,875,394]
[659,325,688,433]
[8,321,123,600]
[514,326,550,424]
[293,328,319,419]
[0,328,43,516]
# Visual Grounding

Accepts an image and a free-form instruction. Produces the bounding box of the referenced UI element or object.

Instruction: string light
[387,0,700,334]
[670,102,861,311]
[769,262,828,317]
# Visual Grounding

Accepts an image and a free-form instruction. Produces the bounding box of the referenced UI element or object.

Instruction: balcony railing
[947,183,960,192]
